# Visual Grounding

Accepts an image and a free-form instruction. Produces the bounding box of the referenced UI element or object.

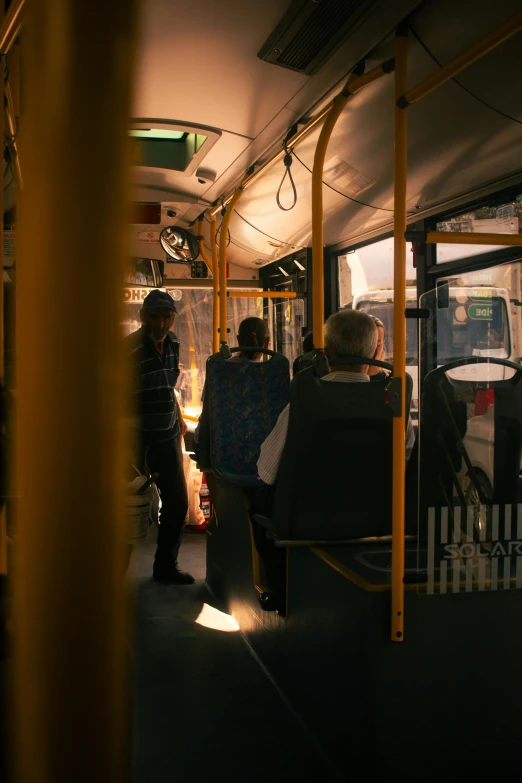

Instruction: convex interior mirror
[124,257,165,287]
[160,226,199,263]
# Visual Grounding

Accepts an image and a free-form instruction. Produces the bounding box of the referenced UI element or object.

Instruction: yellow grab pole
[0,4,5,576]
[391,27,408,643]
[218,188,242,344]
[13,1,137,781]
[312,60,394,347]
[197,216,213,274]
[210,215,220,353]
[426,231,522,246]
[400,10,522,107]
[0,0,24,55]
[228,291,297,299]
[5,81,23,191]
[197,216,219,353]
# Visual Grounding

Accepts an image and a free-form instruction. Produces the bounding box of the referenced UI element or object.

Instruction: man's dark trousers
[143,434,188,572]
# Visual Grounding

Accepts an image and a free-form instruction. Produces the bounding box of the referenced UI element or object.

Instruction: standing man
[126,289,193,584]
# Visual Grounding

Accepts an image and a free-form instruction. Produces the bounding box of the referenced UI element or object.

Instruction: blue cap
[142,289,177,312]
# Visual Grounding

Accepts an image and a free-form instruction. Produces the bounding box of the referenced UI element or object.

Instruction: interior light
[278,266,289,276]
[293,259,305,271]
[195,603,240,632]
[129,129,186,140]
[160,226,200,263]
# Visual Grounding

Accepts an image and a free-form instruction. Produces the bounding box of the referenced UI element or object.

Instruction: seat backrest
[270,368,397,540]
[418,358,522,535]
[205,349,290,486]
[292,350,315,376]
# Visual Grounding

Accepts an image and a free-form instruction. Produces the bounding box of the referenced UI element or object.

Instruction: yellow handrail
[228,291,296,299]
[5,81,22,190]
[210,215,220,353]
[399,10,522,106]
[0,2,5,577]
[0,0,24,55]
[426,231,522,246]
[218,188,243,344]
[13,0,137,779]
[312,60,395,348]
[391,28,409,643]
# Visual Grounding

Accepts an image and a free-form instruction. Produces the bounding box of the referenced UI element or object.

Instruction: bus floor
[128,529,342,783]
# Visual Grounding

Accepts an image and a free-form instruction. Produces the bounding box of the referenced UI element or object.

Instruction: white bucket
[126,470,154,540]
[127,491,152,540]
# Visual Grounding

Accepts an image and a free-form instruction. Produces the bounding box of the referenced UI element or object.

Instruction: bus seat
[265,366,410,541]
[204,348,290,487]
[292,350,315,376]
[419,358,522,538]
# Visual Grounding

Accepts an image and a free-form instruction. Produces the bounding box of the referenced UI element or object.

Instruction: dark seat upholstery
[196,347,290,487]
[266,366,412,541]
[292,350,315,376]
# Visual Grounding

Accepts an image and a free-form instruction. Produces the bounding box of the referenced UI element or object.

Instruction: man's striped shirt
[126,328,180,443]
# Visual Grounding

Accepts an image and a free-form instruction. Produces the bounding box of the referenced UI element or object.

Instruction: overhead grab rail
[228,291,297,299]
[311,59,395,348]
[398,10,522,107]
[426,232,522,246]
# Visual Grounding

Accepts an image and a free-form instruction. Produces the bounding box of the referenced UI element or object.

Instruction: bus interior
[3,0,522,780]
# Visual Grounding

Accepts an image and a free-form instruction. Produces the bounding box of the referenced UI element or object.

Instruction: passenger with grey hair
[256,308,379,486]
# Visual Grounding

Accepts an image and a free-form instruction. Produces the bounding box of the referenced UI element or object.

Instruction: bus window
[355,299,419,366]
[267,296,304,370]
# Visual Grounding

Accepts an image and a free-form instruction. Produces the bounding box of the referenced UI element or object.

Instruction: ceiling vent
[258,0,380,75]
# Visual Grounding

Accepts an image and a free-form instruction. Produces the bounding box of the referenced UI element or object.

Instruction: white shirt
[257,371,370,485]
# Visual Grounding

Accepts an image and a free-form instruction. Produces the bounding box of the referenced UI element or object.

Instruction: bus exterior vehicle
[353,275,517,418]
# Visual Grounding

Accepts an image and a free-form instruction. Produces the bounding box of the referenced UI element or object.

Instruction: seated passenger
[367,315,387,381]
[229,316,269,361]
[250,309,412,613]
[292,331,314,375]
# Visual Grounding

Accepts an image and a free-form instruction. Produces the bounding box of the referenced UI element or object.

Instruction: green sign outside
[467,304,493,320]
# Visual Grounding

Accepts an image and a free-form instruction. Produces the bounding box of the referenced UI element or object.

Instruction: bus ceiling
[123,1,522,271]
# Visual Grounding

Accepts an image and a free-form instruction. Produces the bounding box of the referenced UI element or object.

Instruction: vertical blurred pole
[210,216,219,353]
[391,25,408,643]
[13,1,138,782]
[0,0,6,576]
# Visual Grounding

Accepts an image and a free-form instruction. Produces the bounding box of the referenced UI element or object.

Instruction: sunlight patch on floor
[195,603,240,632]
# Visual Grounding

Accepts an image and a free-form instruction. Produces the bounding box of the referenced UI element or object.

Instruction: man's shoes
[152,567,195,585]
